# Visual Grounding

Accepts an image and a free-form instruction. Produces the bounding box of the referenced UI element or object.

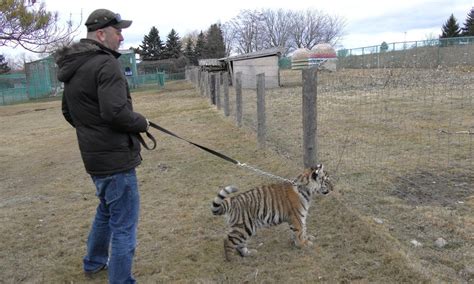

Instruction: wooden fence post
[210,73,216,105]
[194,69,199,90]
[215,72,221,109]
[205,72,210,98]
[256,73,266,148]
[198,71,201,94]
[235,72,243,127]
[197,70,202,92]
[223,72,230,116]
[302,68,318,168]
[202,71,207,97]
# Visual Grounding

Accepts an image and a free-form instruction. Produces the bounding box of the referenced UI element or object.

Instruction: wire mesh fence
[337,36,474,68]
[187,66,473,217]
[0,50,188,106]
[0,73,28,105]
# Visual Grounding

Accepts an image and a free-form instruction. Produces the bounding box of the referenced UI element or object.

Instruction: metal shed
[224,47,283,89]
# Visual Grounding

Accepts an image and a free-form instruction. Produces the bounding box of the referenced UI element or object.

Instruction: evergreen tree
[440,14,461,38]
[380,41,389,52]
[0,55,11,74]
[184,37,197,65]
[204,24,226,59]
[1,0,79,53]
[140,26,163,61]
[194,31,206,60]
[462,7,474,36]
[163,29,183,59]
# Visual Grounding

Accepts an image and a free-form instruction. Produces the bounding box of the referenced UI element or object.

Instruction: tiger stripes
[211,164,332,261]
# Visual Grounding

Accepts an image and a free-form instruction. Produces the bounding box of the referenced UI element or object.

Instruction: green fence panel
[0,88,28,105]
[279,57,292,69]
[126,72,185,89]
[157,72,165,87]
[25,56,60,100]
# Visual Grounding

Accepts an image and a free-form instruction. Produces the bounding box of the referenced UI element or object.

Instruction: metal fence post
[302,68,318,168]
[256,73,266,148]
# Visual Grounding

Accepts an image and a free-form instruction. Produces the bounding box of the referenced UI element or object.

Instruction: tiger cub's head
[296,164,333,196]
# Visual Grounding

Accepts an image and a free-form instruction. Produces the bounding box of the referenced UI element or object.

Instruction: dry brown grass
[0,78,471,283]
[232,68,473,282]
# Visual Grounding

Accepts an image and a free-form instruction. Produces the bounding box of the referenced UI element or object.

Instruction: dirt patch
[390,171,473,206]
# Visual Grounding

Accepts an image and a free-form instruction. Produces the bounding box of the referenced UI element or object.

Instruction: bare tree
[0,0,81,53]
[320,14,346,45]
[227,10,266,54]
[290,9,345,51]
[221,22,236,56]
[181,30,199,47]
[260,9,294,55]
[224,8,345,55]
[5,52,37,71]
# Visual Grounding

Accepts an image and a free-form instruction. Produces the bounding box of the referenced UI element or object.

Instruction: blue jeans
[84,168,140,284]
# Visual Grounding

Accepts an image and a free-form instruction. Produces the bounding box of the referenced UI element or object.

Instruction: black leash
[137,121,296,184]
[138,121,240,165]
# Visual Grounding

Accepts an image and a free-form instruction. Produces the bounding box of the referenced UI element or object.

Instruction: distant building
[291,44,337,72]
[310,44,337,72]
[196,47,284,89]
[118,49,138,77]
[198,58,226,72]
[224,47,284,89]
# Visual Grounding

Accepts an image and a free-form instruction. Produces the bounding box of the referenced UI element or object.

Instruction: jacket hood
[54,39,120,83]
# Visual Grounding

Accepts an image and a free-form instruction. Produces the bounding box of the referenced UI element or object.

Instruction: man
[55,9,148,283]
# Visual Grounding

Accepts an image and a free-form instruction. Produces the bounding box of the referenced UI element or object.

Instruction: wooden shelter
[223,47,284,89]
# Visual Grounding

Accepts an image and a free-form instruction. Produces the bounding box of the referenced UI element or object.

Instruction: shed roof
[223,47,284,62]
[198,58,223,66]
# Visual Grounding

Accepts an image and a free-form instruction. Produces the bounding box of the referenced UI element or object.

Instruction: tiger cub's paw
[238,248,258,257]
[245,248,258,257]
[307,234,316,241]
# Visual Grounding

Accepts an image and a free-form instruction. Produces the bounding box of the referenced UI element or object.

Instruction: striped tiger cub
[211,164,332,260]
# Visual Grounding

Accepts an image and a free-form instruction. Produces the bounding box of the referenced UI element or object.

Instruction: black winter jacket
[55,39,148,175]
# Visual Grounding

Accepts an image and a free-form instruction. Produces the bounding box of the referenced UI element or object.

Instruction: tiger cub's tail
[211,186,238,215]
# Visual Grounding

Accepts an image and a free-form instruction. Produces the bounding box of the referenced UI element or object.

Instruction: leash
[138,121,296,185]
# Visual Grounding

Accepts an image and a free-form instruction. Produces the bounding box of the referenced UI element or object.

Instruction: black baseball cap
[85,9,132,32]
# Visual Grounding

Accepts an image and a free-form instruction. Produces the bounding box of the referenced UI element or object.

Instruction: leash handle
[137,131,157,150]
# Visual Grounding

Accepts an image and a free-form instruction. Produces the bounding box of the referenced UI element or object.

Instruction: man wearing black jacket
[55,9,148,283]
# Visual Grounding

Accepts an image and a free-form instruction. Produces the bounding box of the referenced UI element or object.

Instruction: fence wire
[188,67,473,210]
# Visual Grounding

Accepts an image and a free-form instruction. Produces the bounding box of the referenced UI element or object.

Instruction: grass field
[0,77,472,283]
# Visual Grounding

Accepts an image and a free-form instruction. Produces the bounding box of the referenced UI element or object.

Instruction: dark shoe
[84,264,107,278]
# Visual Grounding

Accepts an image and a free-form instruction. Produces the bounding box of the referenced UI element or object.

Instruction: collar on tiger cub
[292,164,328,190]
[292,164,324,181]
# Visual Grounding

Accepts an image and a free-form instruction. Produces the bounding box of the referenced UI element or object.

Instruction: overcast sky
[2,0,473,58]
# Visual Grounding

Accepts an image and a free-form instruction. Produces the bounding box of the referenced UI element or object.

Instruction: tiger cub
[211,164,332,260]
